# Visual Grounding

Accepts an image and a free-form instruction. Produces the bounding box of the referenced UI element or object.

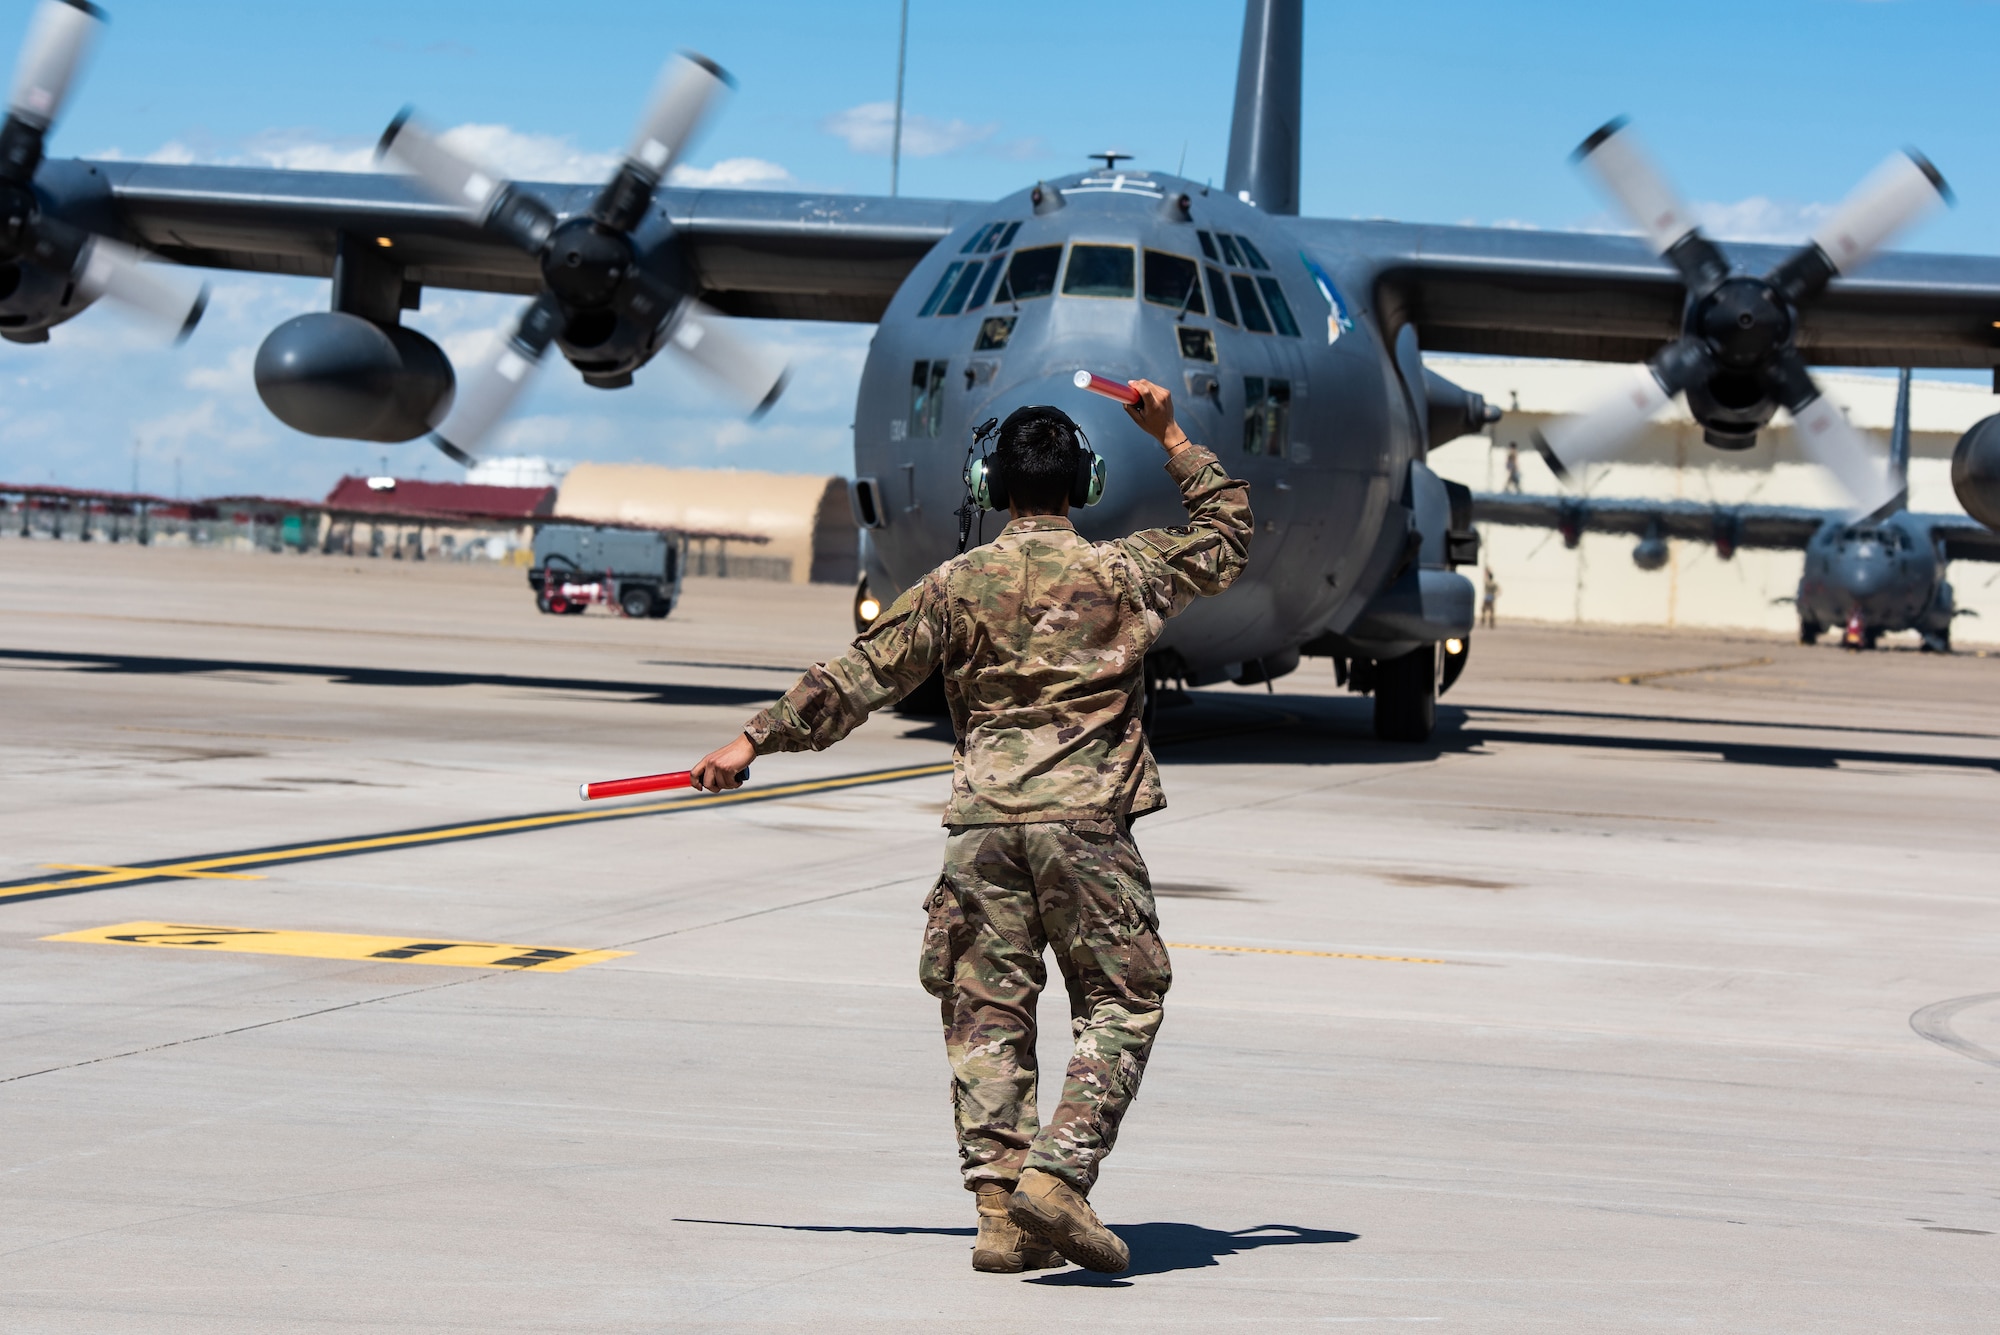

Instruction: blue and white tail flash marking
[1301,253,1354,345]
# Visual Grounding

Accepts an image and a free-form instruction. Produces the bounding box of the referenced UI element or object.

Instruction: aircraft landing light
[375,236,394,248]
[43,922,629,972]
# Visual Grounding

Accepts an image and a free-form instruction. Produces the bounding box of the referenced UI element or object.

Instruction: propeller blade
[72,235,207,340]
[1764,351,1896,514]
[7,0,100,133]
[1573,118,1728,291]
[591,53,733,232]
[377,109,507,219]
[1533,338,1711,479]
[627,52,732,184]
[427,293,563,464]
[1808,149,1950,276]
[1788,390,1898,517]
[377,109,557,255]
[663,301,788,417]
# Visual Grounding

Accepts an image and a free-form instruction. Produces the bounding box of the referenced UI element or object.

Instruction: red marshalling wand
[579,768,748,801]
[1073,369,1141,404]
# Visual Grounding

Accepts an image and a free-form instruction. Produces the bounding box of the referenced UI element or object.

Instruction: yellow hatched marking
[42,863,266,881]
[43,921,630,972]
[2,761,956,901]
[1168,941,1447,965]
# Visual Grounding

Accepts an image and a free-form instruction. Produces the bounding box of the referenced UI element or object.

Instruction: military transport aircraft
[7,0,2000,740]
[1474,370,2000,651]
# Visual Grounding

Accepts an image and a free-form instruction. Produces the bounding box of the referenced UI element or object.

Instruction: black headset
[966,405,1106,512]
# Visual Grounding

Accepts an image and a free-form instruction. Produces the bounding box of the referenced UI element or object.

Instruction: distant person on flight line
[1481,566,1500,628]
[692,382,1252,1276]
[1504,442,1523,494]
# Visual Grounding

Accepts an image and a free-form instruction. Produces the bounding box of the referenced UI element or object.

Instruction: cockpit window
[967,256,1004,309]
[1063,245,1137,298]
[938,260,986,316]
[1215,233,1247,267]
[1237,236,1270,270]
[1196,230,1219,262]
[919,261,966,317]
[1231,272,1273,333]
[1143,250,1205,314]
[992,221,1022,249]
[1205,265,1237,325]
[1256,276,1300,337]
[996,245,1061,301]
[959,224,997,254]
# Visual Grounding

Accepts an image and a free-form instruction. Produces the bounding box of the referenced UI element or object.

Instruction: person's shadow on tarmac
[672,1218,1356,1283]
[1031,1222,1358,1285]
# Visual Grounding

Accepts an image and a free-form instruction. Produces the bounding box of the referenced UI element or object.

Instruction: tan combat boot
[1007,1168,1130,1274]
[972,1180,1064,1273]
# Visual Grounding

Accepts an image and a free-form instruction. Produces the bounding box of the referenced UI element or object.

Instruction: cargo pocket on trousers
[918,877,966,1000]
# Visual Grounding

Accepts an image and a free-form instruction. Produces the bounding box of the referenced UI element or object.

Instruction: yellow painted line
[43,921,629,972]
[42,863,266,881]
[1614,656,1773,686]
[1,761,956,903]
[1168,941,1447,965]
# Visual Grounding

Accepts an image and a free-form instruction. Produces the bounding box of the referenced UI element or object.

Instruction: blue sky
[9,0,2000,497]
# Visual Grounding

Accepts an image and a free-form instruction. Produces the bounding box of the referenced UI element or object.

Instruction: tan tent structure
[554,463,857,585]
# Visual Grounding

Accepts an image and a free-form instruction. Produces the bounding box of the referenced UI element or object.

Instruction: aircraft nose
[969,370,1190,536]
[1838,551,1890,598]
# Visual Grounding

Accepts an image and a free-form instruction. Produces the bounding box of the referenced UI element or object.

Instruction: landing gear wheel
[647,597,674,619]
[1799,619,1823,645]
[1372,646,1439,743]
[619,585,655,619]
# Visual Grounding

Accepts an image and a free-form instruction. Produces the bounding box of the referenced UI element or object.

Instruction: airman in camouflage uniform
[694,380,1251,1273]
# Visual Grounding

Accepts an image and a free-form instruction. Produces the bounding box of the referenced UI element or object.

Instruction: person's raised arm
[691,574,948,791]
[1113,379,1253,619]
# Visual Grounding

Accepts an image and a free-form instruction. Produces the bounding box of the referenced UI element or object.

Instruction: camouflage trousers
[920,818,1172,1196]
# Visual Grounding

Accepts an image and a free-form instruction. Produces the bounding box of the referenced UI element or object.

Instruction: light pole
[890,0,908,196]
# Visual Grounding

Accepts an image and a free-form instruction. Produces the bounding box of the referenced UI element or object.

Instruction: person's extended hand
[691,733,756,792]
[1123,379,1191,455]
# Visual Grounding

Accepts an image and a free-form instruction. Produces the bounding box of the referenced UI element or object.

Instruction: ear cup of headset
[967,455,1009,511]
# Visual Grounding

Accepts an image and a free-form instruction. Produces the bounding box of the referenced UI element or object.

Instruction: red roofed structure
[322,476,556,523]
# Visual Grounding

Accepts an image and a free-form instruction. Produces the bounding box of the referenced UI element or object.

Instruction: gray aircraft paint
[852,171,1426,682]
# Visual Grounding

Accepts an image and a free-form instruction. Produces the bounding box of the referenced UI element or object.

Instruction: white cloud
[99,125,785,190]
[1689,196,1834,245]
[821,101,995,158]
[668,156,793,189]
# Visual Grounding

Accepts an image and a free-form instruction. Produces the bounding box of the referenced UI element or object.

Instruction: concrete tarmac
[1,539,1995,1332]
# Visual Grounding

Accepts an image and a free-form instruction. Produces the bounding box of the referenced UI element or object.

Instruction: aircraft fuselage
[851,170,1427,684]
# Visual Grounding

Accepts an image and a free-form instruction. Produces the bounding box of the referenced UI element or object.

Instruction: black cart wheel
[1372,646,1439,743]
[1799,619,1823,644]
[619,585,655,619]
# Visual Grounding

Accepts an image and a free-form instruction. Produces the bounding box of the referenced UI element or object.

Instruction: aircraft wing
[1926,516,2000,563]
[1300,218,2000,369]
[1472,492,1831,550]
[84,160,968,322]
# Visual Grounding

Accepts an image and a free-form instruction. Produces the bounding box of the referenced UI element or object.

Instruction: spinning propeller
[1536,119,1949,516]
[378,53,789,464]
[0,0,207,338]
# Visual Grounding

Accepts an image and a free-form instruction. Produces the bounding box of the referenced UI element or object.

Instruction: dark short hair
[995,405,1081,511]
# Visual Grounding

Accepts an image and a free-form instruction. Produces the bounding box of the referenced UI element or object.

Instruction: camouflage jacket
[744,444,1251,825]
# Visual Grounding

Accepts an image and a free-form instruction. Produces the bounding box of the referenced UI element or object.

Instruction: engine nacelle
[0,256,89,343]
[254,313,454,443]
[1952,414,2000,531]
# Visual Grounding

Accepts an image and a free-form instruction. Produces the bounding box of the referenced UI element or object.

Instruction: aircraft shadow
[671,1217,1358,1282]
[1155,691,2000,773]
[0,647,780,710]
